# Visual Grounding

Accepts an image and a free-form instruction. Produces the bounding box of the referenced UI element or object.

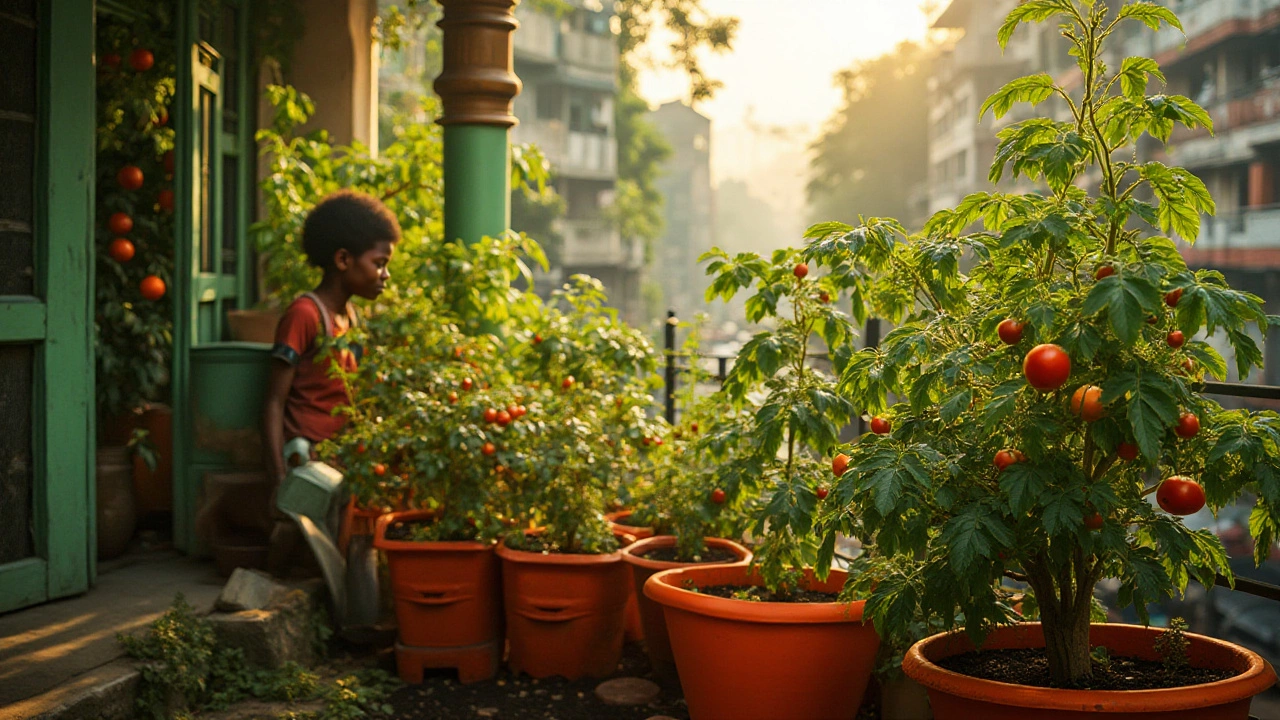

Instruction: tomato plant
[809,1,1280,686]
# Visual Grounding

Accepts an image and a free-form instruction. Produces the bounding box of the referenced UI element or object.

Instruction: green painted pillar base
[443,124,511,245]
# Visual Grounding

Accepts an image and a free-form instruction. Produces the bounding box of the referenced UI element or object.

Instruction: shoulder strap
[301,292,333,339]
[345,302,359,329]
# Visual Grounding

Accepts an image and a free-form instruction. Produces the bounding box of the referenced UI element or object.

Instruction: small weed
[1154,617,1190,671]
[1090,646,1111,673]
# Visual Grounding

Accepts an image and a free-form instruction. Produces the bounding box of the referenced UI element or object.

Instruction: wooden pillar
[1249,161,1275,208]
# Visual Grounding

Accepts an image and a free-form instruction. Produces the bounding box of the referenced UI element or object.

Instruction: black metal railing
[659,309,1280,605]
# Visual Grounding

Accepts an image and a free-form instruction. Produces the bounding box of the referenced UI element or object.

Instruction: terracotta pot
[496,535,632,680]
[606,510,654,642]
[902,622,1278,719]
[620,535,752,686]
[226,308,283,344]
[96,446,138,560]
[132,403,173,515]
[340,497,385,557]
[645,564,879,720]
[373,511,503,684]
[606,509,655,540]
[880,675,934,720]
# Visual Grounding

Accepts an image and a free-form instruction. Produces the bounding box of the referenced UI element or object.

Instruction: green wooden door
[0,0,95,613]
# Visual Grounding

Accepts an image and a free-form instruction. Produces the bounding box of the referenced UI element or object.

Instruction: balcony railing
[1194,204,1280,253]
[1129,0,1280,58]
[562,31,616,72]
[512,121,616,179]
[560,218,627,267]
[513,7,558,62]
[1171,78,1280,142]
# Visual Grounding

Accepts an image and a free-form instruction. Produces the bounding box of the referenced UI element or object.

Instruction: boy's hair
[301,190,401,270]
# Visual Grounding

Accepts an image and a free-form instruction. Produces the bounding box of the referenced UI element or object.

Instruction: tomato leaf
[1000,462,1047,515]
[980,74,1057,121]
[1116,57,1166,99]
[1082,274,1162,344]
[1120,371,1180,459]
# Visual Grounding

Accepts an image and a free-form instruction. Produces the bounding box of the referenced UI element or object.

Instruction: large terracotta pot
[96,446,138,560]
[902,623,1278,720]
[620,535,752,685]
[606,510,655,642]
[606,509,655,540]
[132,403,173,515]
[645,564,879,720]
[496,535,632,680]
[374,511,503,684]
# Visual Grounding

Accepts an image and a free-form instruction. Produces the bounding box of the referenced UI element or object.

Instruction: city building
[511,1,642,321]
[649,101,715,318]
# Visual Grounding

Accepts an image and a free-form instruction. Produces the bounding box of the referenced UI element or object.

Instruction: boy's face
[335,240,395,300]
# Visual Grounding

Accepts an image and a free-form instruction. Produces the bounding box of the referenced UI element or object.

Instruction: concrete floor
[0,549,223,718]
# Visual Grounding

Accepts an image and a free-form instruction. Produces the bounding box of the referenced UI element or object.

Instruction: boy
[263,190,400,575]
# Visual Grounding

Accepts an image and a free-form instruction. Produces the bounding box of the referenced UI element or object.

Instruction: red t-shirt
[271,296,359,443]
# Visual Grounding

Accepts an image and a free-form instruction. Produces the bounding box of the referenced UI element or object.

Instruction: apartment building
[511,1,642,321]
[649,101,715,318]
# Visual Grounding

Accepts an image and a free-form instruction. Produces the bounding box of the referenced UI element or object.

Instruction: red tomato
[994,449,1018,472]
[819,292,831,304]
[710,488,726,504]
[655,438,664,446]
[1117,442,1139,461]
[690,422,699,433]
[1012,450,1027,462]
[483,408,498,423]
[163,150,175,175]
[1157,476,1205,516]
[1095,265,1115,280]
[1182,357,1196,374]
[1070,385,1105,422]
[816,485,829,500]
[997,319,1024,345]
[108,212,133,235]
[1166,330,1185,349]
[1084,512,1104,530]
[1175,412,1200,439]
[562,376,575,389]
[448,391,459,404]
[507,404,520,419]
[157,188,174,212]
[641,437,651,447]
[1023,344,1071,391]
[373,463,387,476]
[461,377,474,391]
[155,108,168,126]
[1165,288,1183,307]
[496,410,512,427]
[356,443,366,454]
[481,442,496,456]
[129,48,154,72]
[869,416,891,435]
[793,263,809,279]
[139,275,166,301]
[108,238,135,263]
[1147,315,1159,325]
[516,405,528,418]
[117,165,144,191]
[832,453,850,477]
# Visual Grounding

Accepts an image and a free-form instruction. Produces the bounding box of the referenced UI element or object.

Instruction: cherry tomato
[1117,442,1139,461]
[1182,357,1196,374]
[690,422,699,433]
[994,449,1018,472]
[1084,512,1104,530]
[869,416,891,435]
[496,410,512,427]
[1095,265,1115,280]
[819,292,831,304]
[1070,385,1105,422]
[139,275,166,301]
[448,391,459,404]
[1147,315,1159,325]
[1023,344,1071,391]
[373,463,387,476]
[1175,412,1200,439]
[1166,330,1185,349]
[533,334,543,344]
[461,377,474,391]
[793,263,809,279]
[1165,288,1183,307]
[163,150,175,175]
[108,238,135,263]
[483,408,498,423]
[102,52,122,68]
[129,48,154,72]
[108,212,133,235]
[997,319,1024,345]
[158,189,174,212]
[710,488,726,504]
[816,485,829,500]
[117,165,144,191]
[1157,476,1205,516]
[562,376,575,389]
[832,453,850,477]
[481,442,496,456]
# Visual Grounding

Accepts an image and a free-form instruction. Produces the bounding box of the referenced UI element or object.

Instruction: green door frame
[0,0,96,613]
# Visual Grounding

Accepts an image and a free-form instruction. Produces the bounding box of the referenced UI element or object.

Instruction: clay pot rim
[495,530,629,565]
[902,622,1279,712]
[620,534,752,571]
[373,509,494,552]
[644,564,866,625]
[605,509,656,539]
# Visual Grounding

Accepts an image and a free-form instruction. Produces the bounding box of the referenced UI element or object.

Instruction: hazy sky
[637,0,933,181]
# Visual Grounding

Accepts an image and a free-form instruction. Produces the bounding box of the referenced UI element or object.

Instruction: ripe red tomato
[1084,512,1104,530]
[483,408,498,423]
[155,108,168,126]
[496,410,512,427]
[516,405,527,418]
[1094,265,1115,280]
[819,292,831,304]
[139,275,166,301]
[1023,344,1071,391]
[108,238,135,263]
[481,442,497,456]
[1165,288,1183,307]
[1070,385,1105,422]
[163,150,175,175]
[816,485,829,500]
[117,165,144,191]
[356,443,367,454]
[562,376,575,389]
[997,319,1024,345]
[130,48,154,71]
[1166,330,1185,349]
[461,377,474,391]
[448,391,459,404]
[102,52,122,68]
[1175,412,1200,439]
[710,488,726,504]
[108,212,133,235]
[655,438,664,446]
[994,450,1018,472]
[832,453,850,477]
[507,404,520,419]
[690,422,699,433]
[870,416,891,435]
[157,189,174,212]
[1117,442,1139,461]
[1012,450,1027,462]
[373,463,387,476]
[793,263,809,279]
[641,437,651,447]
[533,334,543,344]
[1181,357,1196,374]
[1157,476,1205,516]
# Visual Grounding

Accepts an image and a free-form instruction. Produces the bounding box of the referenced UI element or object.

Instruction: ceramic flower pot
[620,535,752,685]
[902,622,1278,719]
[496,536,632,680]
[645,564,879,720]
[373,511,503,684]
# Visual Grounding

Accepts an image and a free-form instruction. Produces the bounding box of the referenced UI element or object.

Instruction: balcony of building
[562,28,617,74]
[1126,0,1280,63]
[1183,203,1280,266]
[560,217,638,268]
[513,5,559,64]
[513,120,617,180]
